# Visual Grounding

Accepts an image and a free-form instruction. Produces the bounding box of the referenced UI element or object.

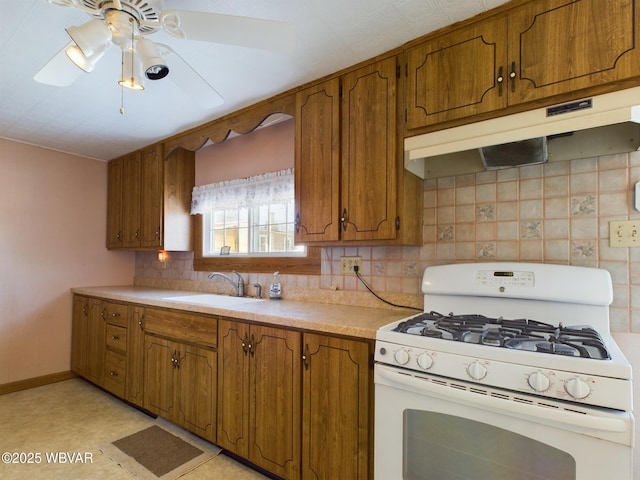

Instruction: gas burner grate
[393,311,610,360]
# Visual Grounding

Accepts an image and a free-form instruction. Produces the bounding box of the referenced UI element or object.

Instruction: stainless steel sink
[163,294,264,307]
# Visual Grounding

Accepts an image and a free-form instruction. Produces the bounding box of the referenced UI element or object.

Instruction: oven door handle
[376,366,629,433]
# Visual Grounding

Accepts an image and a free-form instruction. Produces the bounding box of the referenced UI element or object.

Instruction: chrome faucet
[208,271,245,297]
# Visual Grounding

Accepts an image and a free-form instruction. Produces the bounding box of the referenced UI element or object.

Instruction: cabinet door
[249,325,301,479]
[85,299,106,385]
[295,78,341,243]
[71,296,89,376]
[126,306,145,407]
[405,16,508,129]
[177,344,216,442]
[144,335,176,419]
[341,57,399,242]
[140,144,164,248]
[217,320,250,455]
[121,151,142,248]
[106,158,123,249]
[302,334,372,480]
[509,0,640,105]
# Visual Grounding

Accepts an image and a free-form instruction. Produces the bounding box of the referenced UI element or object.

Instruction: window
[192,169,304,257]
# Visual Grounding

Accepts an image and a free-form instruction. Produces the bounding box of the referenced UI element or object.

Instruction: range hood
[405,87,640,179]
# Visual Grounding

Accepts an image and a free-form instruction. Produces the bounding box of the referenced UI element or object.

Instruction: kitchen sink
[163,294,265,307]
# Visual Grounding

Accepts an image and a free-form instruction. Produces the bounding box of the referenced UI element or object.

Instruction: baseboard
[0,371,78,395]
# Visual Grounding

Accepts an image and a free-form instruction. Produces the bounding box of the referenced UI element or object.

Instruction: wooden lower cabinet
[218,320,373,480]
[71,295,89,377]
[126,305,145,407]
[217,320,302,479]
[72,297,374,480]
[142,308,217,443]
[71,296,129,395]
[301,333,373,480]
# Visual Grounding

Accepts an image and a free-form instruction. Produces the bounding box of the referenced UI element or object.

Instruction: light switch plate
[609,220,640,247]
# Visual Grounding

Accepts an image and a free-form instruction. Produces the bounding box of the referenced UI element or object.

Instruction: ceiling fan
[34,0,296,107]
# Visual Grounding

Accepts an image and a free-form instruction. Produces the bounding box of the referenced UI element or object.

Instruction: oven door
[374,364,633,480]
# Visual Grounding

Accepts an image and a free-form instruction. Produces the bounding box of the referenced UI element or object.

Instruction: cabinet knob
[302,344,310,369]
[509,61,517,92]
[295,213,300,233]
[111,335,120,341]
[249,334,255,356]
[340,208,348,232]
[497,65,504,96]
[109,371,118,377]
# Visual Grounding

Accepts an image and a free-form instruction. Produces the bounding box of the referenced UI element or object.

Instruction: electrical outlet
[340,256,362,274]
[610,220,640,247]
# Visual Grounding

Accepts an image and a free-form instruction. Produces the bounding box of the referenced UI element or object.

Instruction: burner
[392,311,610,359]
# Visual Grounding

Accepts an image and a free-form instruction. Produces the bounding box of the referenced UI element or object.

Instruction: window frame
[193,215,321,275]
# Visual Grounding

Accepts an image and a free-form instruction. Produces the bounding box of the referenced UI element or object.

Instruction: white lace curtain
[191,168,294,215]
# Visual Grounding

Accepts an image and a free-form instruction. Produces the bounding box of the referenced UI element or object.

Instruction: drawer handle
[111,335,120,341]
[109,371,118,377]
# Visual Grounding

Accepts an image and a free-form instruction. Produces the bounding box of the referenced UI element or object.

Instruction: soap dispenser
[269,271,282,300]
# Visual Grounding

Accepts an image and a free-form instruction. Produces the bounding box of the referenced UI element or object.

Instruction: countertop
[71,286,415,340]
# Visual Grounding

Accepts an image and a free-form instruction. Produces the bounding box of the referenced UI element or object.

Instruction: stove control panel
[474,269,535,287]
[374,339,631,411]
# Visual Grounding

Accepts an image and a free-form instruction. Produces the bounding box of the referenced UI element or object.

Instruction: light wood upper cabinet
[406,0,640,130]
[295,78,341,243]
[107,144,195,251]
[406,15,508,128]
[295,56,422,245]
[217,320,301,480]
[509,0,640,104]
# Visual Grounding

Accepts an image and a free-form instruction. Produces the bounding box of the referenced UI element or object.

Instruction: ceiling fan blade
[156,44,224,109]
[160,10,295,53]
[33,44,84,87]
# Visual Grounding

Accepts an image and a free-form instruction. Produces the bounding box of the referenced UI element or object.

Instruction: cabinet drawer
[106,324,127,353]
[106,302,128,327]
[104,350,126,397]
[144,308,217,348]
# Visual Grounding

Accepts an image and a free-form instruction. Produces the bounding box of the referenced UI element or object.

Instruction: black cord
[353,265,422,312]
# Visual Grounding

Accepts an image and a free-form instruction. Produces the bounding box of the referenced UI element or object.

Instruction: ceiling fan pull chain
[120,51,125,115]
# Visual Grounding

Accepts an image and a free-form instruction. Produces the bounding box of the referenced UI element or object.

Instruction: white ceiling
[0,0,509,161]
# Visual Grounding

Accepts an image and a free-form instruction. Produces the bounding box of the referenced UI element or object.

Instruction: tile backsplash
[135,152,640,334]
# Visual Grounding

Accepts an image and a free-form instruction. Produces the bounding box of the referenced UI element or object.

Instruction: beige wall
[0,139,135,385]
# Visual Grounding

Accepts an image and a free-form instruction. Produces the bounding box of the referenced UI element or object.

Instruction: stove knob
[394,349,410,365]
[417,352,434,370]
[527,371,550,392]
[564,377,591,400]
[467,361,487,380]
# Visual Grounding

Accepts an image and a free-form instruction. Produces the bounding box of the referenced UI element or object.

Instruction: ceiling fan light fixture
[65,43,108,72]
[65,19,112,57]
[136,38,169,80]
[119,49,145,90]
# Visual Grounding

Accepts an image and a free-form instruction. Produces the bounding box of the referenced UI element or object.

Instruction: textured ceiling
[0,0,509,161]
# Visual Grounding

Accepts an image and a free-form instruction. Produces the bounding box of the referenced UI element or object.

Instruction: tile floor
[0,378,270,480]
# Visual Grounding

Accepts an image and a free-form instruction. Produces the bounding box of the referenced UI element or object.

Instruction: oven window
[403,410,576,480]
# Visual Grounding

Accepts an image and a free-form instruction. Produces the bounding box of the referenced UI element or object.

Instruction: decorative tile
[403,262,418,277]
[437,225,455,241]
[476,204,494,220]
[571,195,596,216]
[519,221,542,239]
[477,242,496,258]
[571,241,595,258]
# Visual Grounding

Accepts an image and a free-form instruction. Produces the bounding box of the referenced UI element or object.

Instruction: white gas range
[374,262,634,480]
